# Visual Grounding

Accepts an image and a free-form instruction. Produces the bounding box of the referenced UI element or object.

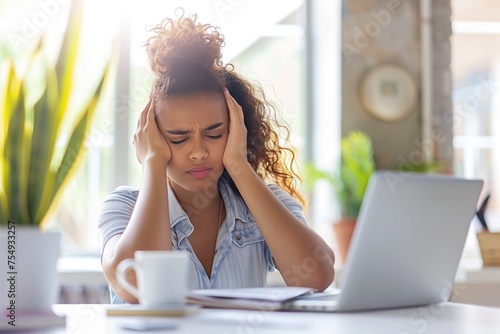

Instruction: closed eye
[207,134,223,139]
[170,138,187,144]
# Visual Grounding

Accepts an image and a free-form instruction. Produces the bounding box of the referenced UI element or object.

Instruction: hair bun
[145,12,225,75]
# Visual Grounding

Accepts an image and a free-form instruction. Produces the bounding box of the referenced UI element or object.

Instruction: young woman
[98,12,335,304]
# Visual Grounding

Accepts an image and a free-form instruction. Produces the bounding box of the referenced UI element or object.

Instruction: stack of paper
[186,287,315,311]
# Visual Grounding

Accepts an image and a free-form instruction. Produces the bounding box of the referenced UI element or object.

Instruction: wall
[341,0,453,171]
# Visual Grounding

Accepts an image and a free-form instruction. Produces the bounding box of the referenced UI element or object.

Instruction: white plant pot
[0,227,61,313]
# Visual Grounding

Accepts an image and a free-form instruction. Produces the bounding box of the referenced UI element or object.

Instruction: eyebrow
[165,122,224,135]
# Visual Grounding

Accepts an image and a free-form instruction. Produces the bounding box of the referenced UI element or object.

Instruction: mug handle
[116,258,140,299]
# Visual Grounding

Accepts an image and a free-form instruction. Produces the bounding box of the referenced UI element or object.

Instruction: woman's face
[156,92,229,194]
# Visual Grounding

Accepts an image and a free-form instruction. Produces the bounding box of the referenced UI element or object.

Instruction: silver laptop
[283,171,483,312]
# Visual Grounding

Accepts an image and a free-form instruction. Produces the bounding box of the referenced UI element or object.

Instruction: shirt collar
[167,177,251,231]
[218,176,251,232]
[167,183,189,228]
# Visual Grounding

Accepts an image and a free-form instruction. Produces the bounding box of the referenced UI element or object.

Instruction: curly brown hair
[144,10,305,206]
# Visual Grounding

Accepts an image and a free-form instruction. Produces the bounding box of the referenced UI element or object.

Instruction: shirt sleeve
[97,186,139,254]
[267,184,306,223]
[264,184,307,271]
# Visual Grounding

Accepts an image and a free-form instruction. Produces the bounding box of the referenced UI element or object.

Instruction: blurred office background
[0,0,499,304]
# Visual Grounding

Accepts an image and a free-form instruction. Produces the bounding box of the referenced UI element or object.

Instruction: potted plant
[305,131,444,265]
[0,0,112,313]
[305,131,376,265]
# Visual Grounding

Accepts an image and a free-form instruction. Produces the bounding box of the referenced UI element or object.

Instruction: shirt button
[173,235,178,240]
[235,235,241,240]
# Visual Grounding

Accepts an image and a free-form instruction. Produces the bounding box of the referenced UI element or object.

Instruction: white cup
[116,250,189,307]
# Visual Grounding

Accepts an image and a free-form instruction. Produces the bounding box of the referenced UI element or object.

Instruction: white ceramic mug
[116,250,189,307]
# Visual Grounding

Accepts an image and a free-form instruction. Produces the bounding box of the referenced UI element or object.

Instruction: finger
[224,88,236,109]
[224,89,244,125]
[139,97,153,127]
[145,95,156,126]
[224,88,241,112]
[228,93,244,122]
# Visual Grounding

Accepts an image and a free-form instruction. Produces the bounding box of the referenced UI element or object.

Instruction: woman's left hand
[223,88,249,175]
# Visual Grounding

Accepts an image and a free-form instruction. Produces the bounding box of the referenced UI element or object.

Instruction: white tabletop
[32,302,499,333]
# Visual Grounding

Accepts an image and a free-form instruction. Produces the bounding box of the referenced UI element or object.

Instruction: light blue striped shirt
[98,177,306,304]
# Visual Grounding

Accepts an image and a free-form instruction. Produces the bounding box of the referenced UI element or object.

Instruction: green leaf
[0,196,4,224]
[306,131,376,218]
[1,61,19,145]
[24,38,46,111]
[1,0,113,226]
[34,62,111,224]
[337,131,376,218]
[55,0,84,115]
[3,80,30,224]
[27,65,59,224]
[1,61,21,223]
[302,162,328,190]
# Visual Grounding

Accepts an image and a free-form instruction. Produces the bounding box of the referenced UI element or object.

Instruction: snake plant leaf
[2,77,30,224]
[0,190,3,224]
[27,65,59,225]
[1,0,112,226]
[29,0,85,225]
[33,61,111,224]
[1,61,19,144]
[55,0,83,115]
[24,37,46,112]
[1,61,21,223]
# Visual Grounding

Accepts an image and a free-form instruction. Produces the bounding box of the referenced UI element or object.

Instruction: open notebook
[186,287,315,311]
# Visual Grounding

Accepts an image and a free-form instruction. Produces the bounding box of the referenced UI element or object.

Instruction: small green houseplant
[306,130,376,219]
[305,131,376,264]
[305,131,442,264]
[0,0,111,227]
[332,131,376,219]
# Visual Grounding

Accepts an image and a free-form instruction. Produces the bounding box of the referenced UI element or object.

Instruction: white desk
[19,302,500,333]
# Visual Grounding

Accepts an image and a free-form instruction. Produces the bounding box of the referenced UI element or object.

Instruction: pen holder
[477,232,500,266]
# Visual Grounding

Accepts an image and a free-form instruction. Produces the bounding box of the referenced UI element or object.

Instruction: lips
[189,166,210,172]
[187,166,212,179]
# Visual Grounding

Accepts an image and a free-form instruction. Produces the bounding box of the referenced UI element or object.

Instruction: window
[451,0,500,260]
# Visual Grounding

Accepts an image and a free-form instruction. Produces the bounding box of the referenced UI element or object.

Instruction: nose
[188,137,208,160]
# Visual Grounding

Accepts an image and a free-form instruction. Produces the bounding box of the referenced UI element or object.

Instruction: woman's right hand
[133,96,172,166]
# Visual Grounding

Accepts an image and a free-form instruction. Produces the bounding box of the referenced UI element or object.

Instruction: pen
[476,194,490,232]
